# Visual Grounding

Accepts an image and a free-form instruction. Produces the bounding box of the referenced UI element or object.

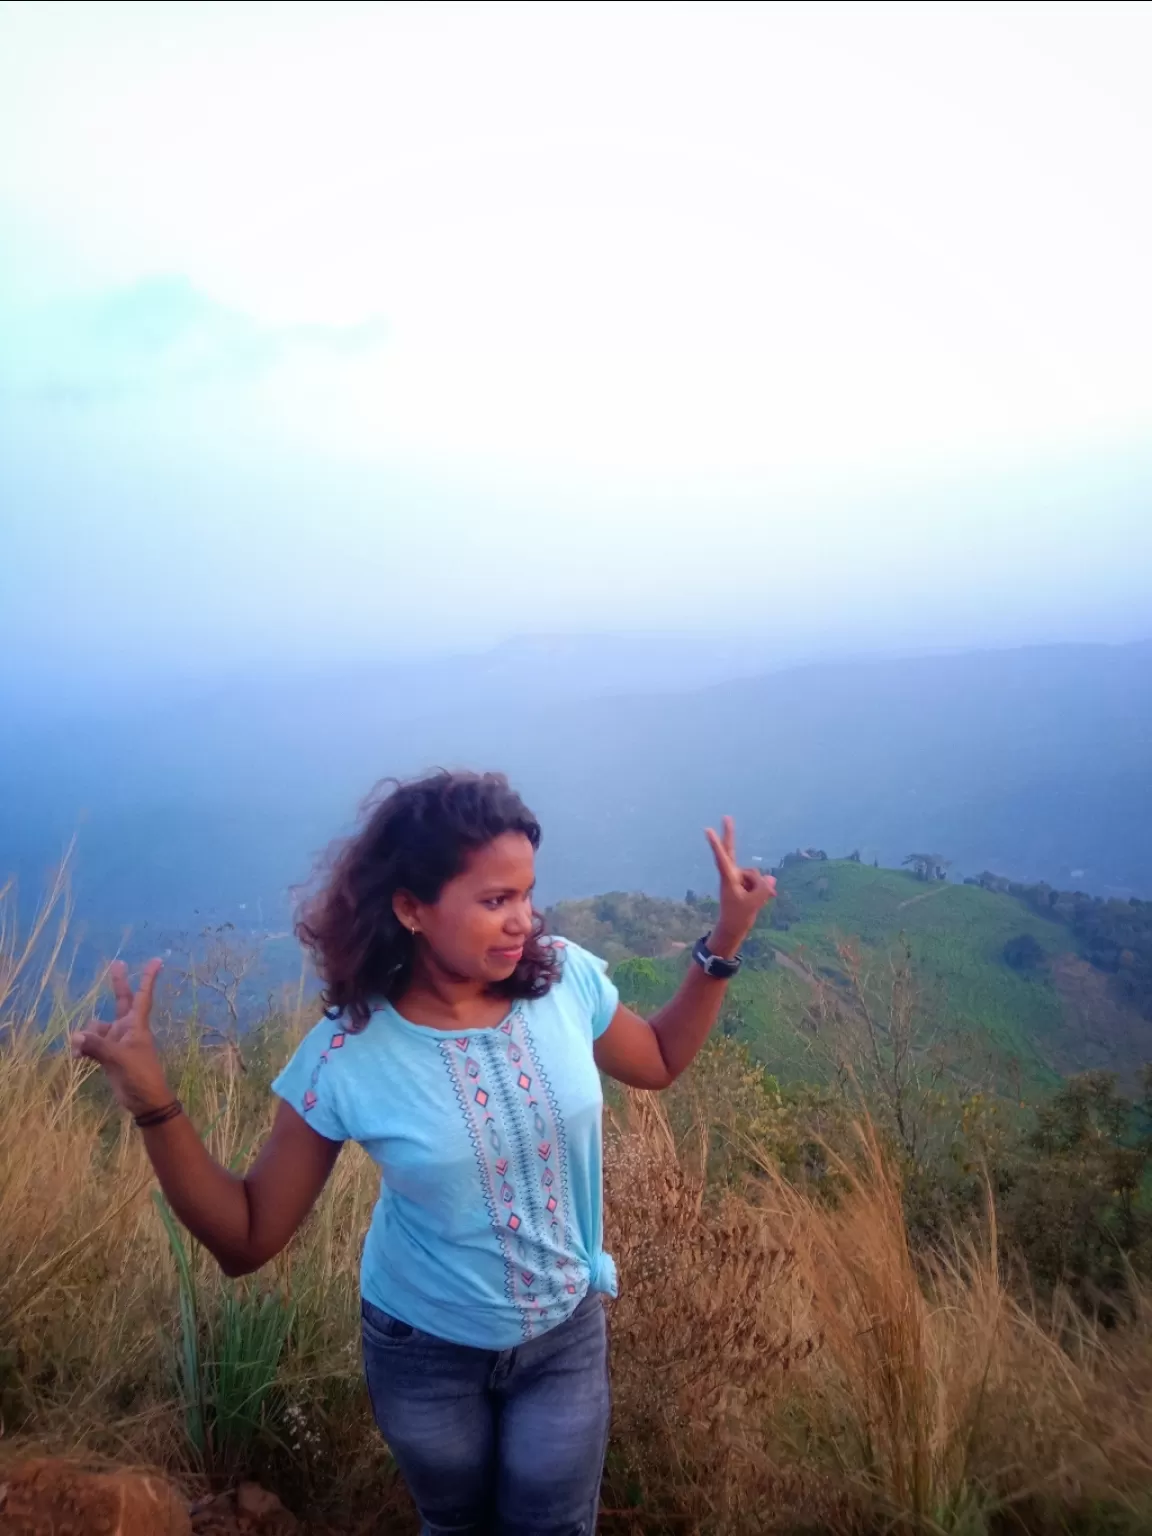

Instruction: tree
[803,939,953,1169]
[170,922,260,1036]
[780,848,827,869]
[903,852,950,882]
[1002,1069,1152,1305]
[612,956,665,1011]
[1003,933,1046,972]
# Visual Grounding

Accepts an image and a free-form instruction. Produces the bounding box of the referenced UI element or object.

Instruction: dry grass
[2,882,1152,1534]
[0,879,392,1518]
[604,1090,847,1533]
[604,1081,1152,1534]
[758,1120,1152,1531]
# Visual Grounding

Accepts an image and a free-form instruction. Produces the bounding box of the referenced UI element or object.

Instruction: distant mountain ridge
[1,639,1149,945]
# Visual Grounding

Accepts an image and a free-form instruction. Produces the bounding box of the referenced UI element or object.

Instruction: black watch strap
[691,932,742,979]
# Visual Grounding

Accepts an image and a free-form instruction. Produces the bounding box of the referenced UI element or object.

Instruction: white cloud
[0,275,387,399]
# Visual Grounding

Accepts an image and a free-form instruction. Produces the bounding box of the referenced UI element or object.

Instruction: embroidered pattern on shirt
[301,1029,346,1115]
[521,1013,577,1294]
[439,1005,571,1338]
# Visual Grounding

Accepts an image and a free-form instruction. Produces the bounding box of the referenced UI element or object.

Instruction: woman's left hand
[705,816,777,958]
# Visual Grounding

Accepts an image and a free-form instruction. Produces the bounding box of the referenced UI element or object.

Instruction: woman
[72,771,775,1536]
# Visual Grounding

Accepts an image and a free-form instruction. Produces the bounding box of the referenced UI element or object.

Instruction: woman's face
[404,831,537,985]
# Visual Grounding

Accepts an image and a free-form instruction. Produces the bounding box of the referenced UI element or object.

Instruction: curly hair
[295,771,561,1032]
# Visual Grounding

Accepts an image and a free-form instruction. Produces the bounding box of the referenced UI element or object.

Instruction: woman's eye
[483,896,505,910]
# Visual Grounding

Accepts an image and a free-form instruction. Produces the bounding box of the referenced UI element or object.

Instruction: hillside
[550,860,1152,1094]
[6,946,1152,1535]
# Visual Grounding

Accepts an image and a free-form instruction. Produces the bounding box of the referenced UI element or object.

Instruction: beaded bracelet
[134,1099,184,1129]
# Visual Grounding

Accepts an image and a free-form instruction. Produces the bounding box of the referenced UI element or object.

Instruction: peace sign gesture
[704,816,777,957]
[71,958,173,1118]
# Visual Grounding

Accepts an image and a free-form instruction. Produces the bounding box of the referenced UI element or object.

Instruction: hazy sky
[2,0,1150,687]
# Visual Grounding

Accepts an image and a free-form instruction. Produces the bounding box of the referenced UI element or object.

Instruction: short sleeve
[271,1018,350,1143]
[556,941,620,1040]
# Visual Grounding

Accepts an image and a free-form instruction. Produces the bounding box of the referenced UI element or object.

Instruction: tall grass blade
[153,1190,206,1463]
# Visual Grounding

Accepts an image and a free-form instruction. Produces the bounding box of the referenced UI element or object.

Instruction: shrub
[1003,933,1046,972]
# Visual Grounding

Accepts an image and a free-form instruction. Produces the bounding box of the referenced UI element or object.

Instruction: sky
[2,0,1151,689]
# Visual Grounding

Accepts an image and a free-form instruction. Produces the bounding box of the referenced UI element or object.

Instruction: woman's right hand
[72,958,173,1117]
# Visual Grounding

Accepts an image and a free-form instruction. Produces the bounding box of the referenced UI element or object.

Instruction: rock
[188,1482,300,1535]
[236,1481,298,1531]
[189,1490,236,1533]
[0,1457,192,1535]
[236,1483,281,1519]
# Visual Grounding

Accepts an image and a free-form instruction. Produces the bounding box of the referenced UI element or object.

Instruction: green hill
[549,860,1152,1096]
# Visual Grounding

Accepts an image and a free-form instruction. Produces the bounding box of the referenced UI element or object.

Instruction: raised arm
[72,961,342,1277]
[593,817,775,1090]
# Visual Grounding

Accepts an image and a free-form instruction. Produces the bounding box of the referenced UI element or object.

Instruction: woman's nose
[506,900,533,936]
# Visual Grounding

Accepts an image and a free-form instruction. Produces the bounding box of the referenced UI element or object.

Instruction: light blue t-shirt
[271,940,620,1349]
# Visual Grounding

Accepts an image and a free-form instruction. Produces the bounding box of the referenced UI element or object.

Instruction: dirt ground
[0,1460,320,1536]
[0,1457,416,1536]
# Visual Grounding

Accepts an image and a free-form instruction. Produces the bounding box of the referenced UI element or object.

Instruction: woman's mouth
[490,945,525,965]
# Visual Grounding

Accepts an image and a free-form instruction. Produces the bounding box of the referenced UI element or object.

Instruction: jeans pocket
[360,1297,417,1346]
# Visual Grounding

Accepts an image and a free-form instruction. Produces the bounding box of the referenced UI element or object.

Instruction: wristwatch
[691,932,743,979]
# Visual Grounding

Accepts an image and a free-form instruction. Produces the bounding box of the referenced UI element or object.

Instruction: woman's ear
[392,890,421,935]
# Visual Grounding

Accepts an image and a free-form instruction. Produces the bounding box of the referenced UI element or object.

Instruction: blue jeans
[361,1292,610,1536]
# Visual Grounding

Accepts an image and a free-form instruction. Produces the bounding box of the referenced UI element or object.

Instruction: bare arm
[594,973,732,1090]
[138,1099,342,1276]
[73,960,342,1277]
[593,817,776,1090]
